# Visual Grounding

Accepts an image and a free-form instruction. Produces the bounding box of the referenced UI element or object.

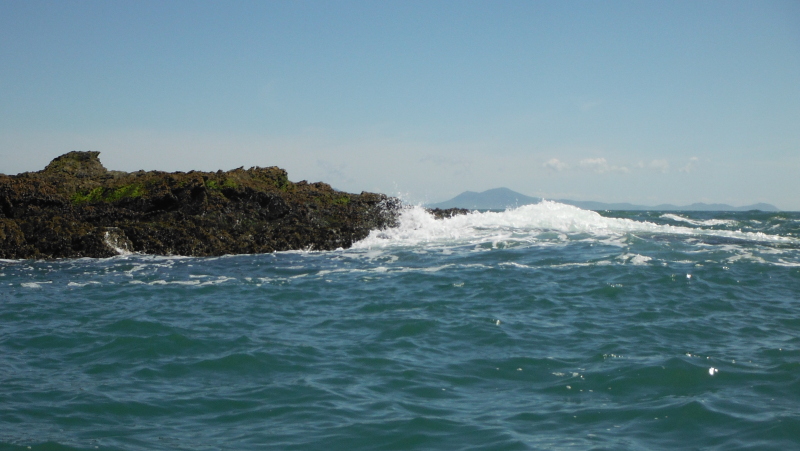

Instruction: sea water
[1,202,799,450]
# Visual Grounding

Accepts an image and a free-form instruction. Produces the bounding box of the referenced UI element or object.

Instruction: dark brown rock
[42,151,108,178]
[426,208,470,219]
[0,152,401,259]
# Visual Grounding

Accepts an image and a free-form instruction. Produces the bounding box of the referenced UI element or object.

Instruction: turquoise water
[2,203,799,450]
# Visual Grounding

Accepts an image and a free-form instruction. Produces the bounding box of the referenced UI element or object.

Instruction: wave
[353,201,795,249]
[660,213,737,227]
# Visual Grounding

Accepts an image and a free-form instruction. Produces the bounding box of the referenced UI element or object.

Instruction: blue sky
[2,0,799,209]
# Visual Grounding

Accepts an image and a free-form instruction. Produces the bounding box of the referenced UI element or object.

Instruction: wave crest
[353,201,794,249]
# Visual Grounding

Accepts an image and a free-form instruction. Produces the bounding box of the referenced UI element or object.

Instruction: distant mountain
[427,188,780,212]
[556,200,780,212]
[427,188,542,210]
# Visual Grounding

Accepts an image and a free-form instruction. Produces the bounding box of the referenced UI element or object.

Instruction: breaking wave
[354,201,795,249]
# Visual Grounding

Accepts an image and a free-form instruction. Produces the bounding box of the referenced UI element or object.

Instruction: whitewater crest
[352,201,795,249]
[660,213,737,227]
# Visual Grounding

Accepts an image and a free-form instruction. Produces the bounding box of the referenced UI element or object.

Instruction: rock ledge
[0,152,400,259]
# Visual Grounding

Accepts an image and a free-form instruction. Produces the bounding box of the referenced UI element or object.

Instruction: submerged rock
[0,152,400,259]
[426,208,470,219]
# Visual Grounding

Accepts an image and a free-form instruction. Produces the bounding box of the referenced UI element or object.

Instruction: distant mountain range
[427,188,780,212]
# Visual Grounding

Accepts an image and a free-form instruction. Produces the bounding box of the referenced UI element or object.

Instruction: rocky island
[0,151,403,259]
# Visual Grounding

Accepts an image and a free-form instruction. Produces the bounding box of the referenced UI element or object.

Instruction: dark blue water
[2,204,799,450]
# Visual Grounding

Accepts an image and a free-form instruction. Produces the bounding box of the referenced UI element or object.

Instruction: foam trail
[660,213,736,227]
[353,201,795,249]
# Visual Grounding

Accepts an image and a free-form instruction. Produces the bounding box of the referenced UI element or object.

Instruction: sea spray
[355,201,797,250]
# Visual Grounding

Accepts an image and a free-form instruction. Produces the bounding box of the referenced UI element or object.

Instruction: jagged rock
[0,152,401,259]
[426,208,470,219]
[42,151,108,178]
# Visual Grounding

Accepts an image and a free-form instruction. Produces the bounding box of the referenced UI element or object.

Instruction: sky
[1,1,799,209]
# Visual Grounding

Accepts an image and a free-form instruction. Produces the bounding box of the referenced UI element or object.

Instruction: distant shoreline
[427,188,780,212]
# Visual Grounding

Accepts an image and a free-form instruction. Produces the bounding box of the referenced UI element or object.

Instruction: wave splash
[353,201,793,249]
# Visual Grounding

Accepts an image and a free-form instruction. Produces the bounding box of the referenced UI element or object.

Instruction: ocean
[2,201,799,450]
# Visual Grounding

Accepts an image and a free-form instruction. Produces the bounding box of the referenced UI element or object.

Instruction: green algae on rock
[0,151,400,259]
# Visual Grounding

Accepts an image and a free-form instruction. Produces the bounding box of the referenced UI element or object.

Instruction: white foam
[726,252,768,264]
[353,202,795,250]
[169,280,202,286]
[661,214,736,227]
[103,230,133,256]
[617,253,653,265]
[67,281,102,287]
[21,282,49,288]
[499,262,532,269]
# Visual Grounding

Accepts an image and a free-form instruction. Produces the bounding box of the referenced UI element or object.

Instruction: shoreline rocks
[426,208,471,219]
[0,152,401,259]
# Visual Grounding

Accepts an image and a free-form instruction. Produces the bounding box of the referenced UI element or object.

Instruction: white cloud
[543,158,568,171]
[679,156,699,173]
[649,159,670,173]
[579,157,629,174]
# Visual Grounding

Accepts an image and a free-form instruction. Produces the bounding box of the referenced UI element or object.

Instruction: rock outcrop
[427,208,471,219]
[0,152,400,259]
